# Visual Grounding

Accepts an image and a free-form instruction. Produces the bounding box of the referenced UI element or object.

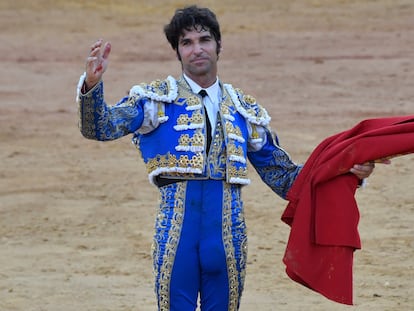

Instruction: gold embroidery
[227,165,248,180]
[178,155,190,167]
[222,184,239,310]
[207,116,227,179]
[251,124,259,139]
[159,154,169,167]
[149,79,166,97]
[221,105,230,115]
[225,122,243,138]
[186,95,202,107]
[227,143,244,158]
[192,131,204,146]
[127,94,137,107]
[146,153,204,175]
[177,114,190,126]
[176,111,203,127]
[141,78,252,184]
[150,79,162,88]
[154,182,186,311]
[168,154,177,168]
[178,134,191,146]
[177,131,204,149]
[191,110,203,124]
[194,152,205,167]
[157,102,165,118]
[243,94,256,105]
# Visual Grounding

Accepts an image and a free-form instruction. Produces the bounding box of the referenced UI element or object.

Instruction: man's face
[177,26,220,81]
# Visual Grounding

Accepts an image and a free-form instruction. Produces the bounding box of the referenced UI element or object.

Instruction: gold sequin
[179,134,191,146]
[186,95,202,107]
[243,94,256,105]
[177,114,190,126]
[191,111,203,124]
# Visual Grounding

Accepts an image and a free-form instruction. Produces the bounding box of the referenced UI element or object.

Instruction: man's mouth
[192,57,208,64]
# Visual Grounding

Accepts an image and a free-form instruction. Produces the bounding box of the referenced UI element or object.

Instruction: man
[76,5,374,311]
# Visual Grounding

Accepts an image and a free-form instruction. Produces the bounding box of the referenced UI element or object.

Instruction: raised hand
[85,39,111,90]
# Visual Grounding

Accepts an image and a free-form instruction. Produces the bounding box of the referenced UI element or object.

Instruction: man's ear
[217,40,222,56]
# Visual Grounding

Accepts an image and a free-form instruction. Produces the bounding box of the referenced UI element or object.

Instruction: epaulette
[128,75,178,103]
[224,84,271,126]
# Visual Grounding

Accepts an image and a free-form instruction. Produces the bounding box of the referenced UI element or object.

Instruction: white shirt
[183,74,220,136]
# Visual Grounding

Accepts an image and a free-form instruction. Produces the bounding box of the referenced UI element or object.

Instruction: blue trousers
[152,180,248,311]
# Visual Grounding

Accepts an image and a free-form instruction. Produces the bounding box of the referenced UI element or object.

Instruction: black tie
[199,90,212,153]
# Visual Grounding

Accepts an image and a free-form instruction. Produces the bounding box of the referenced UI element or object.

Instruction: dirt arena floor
[0,0,413,310]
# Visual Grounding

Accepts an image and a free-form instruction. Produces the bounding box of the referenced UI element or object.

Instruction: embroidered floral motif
[153,182,186,311]
[227,143,244,160]
[146,153,204,183]
[78,80,141,141]
[178,134,191,146]
[185,95,203,111]
[251,146,301,199]
[224,122,245,143]
[174,111,204,131]
[206,117,227,179]
[222,184,246,310]
[176,114,190,127]
[227,165,249,184]
[150,79,162,89]
[225,122,240,136]
[176,131,204,152]
[242,94,256,105]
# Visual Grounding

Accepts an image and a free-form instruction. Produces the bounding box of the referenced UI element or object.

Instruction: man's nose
[193,43,203,54]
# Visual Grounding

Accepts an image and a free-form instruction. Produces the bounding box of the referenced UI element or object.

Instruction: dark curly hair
[164,5,222,59]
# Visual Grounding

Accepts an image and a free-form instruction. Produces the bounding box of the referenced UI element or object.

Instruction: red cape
[282,115,414,305]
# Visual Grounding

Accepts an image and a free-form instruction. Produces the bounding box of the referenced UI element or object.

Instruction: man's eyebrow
[200,33,212,39]
[179,37,191,43]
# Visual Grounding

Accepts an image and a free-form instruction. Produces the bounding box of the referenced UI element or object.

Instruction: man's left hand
[350,163,375,180]
[350,158,391,179]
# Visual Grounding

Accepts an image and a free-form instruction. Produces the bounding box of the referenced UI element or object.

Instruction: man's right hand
[85,39,111,90]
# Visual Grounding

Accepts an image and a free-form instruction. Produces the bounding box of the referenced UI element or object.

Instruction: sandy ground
[0,0,413,310]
